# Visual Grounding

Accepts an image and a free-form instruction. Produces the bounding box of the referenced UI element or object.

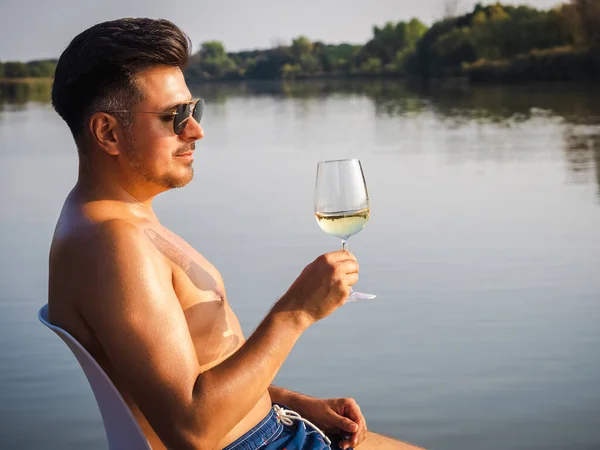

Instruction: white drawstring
[273,404,332,446]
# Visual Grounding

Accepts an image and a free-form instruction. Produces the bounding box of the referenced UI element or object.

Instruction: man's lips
[175,143,195,157]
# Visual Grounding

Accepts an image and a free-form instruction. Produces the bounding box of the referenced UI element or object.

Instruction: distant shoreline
[0,77,52,84]
[1,74,599,93]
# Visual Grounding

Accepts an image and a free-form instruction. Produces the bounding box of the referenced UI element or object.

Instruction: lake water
[1,80,599,450]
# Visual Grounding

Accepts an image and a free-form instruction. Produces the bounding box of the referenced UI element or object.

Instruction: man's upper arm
[79,220,202,447]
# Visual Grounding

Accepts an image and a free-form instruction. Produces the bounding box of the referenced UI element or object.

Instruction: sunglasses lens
[173,100,203,135]
[192,99,204,124]
[174,103,191,135]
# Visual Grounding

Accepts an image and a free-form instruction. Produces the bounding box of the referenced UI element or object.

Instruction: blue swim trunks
[222,404,353,450]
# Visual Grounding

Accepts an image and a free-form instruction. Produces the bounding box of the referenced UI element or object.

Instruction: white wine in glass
[314,159,376,301]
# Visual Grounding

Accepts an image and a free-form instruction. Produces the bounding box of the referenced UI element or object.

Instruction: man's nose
[182,117,204,141]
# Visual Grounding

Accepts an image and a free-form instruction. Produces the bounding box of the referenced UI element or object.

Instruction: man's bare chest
[144,227,243,368]
[144,227,225,304]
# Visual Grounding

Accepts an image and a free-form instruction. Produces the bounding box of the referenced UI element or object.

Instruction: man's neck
[75,163,160,221]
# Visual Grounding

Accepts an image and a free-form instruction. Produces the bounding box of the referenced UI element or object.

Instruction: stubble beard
[124,128,194,189]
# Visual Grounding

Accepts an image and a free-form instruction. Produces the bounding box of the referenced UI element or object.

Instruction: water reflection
[563,128,600,198]
[426,84,600,126]
[4,77,599,121]
[196,80,600,200]
[3,78,599,197]
[192,80,600,198]
[0,80,52,106]
[596,142,600,199]
[188,79,600,122]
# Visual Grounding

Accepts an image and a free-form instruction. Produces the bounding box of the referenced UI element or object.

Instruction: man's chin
[165,167,194,189]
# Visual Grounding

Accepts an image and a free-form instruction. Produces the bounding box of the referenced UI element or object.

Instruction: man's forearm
[268,385,316,416]
[190,306,312,447]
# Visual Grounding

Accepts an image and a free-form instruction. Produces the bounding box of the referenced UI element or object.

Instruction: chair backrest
[38,304,152,450]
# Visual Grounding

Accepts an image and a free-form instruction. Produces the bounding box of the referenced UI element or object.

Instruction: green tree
[489,2,510,21]
[281,63,301,78]
[434,27,477,71]
[291,36,314,59]
[3,62,29,78]
[558,3,586,45]
[299,54,320,73]
[405,18,428,48]
[394,49,416,73]
[411,18,458,77]
[361,57,382,72]
[200,41,227,59]
[320,44,361,72]
[312,41,333,72]
[193,41,239,78]
[26,60,56,78]
[411,2,580,79]
[572,0,600,47]
[368,21,401,64]
[472,10,488,26]
[360,18,427,69]
[245,48,294,79]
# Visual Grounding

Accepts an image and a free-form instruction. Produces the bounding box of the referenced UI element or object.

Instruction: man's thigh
[356,431,426,450]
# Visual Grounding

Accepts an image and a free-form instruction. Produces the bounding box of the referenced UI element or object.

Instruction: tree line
[2,0,599,84]
[411,0,600,82]
[185,0,599,83]
[185,18,428,80]
[0,60,57,79]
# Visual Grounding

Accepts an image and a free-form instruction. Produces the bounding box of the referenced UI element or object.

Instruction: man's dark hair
[52,18,191,146]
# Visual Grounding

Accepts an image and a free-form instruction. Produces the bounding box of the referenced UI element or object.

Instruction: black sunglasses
[109,98,204,135]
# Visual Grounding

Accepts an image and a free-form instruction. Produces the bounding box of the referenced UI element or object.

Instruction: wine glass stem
[341,238,355,295]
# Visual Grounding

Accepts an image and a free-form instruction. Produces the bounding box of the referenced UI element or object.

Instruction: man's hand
[296,397,368,449]
[276,251,359,325]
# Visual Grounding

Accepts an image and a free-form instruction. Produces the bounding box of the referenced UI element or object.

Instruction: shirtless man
[47,18,424,450]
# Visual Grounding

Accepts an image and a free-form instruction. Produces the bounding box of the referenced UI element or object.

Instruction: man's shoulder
[50,215,173,311]
[91,217,148,244]
[59,215,142,246]
[49,217,152,330]
[52,214,160,271]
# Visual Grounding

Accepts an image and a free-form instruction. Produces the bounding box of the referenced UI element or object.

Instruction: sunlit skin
[47,65,424,450]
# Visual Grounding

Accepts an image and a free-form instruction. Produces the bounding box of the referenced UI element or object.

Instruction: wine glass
[314,159,376,301]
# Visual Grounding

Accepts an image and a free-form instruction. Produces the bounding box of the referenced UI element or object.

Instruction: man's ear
[89,112,123,156]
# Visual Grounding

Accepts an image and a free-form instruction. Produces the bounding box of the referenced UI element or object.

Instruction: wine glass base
[346,291,376,302]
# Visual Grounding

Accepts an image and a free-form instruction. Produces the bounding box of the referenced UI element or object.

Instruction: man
[48,18,423,450]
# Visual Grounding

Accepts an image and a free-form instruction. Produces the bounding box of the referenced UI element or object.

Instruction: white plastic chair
[38,304,152,450]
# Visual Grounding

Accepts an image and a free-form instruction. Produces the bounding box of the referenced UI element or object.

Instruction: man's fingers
[343,399,360,420]
[327,250,357,263]
[343,399,367,447]
[339,427,364,449]
[344,273,359,287]
[336,415,359,433]
[339,259,359,275]
[339,437,355,450]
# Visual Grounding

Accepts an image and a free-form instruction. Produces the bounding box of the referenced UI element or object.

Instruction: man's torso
[48,196,272,449]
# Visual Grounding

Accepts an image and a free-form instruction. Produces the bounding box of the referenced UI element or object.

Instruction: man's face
[122,65,204,190]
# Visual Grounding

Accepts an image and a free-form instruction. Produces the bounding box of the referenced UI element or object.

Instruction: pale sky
[0,0,562,61]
